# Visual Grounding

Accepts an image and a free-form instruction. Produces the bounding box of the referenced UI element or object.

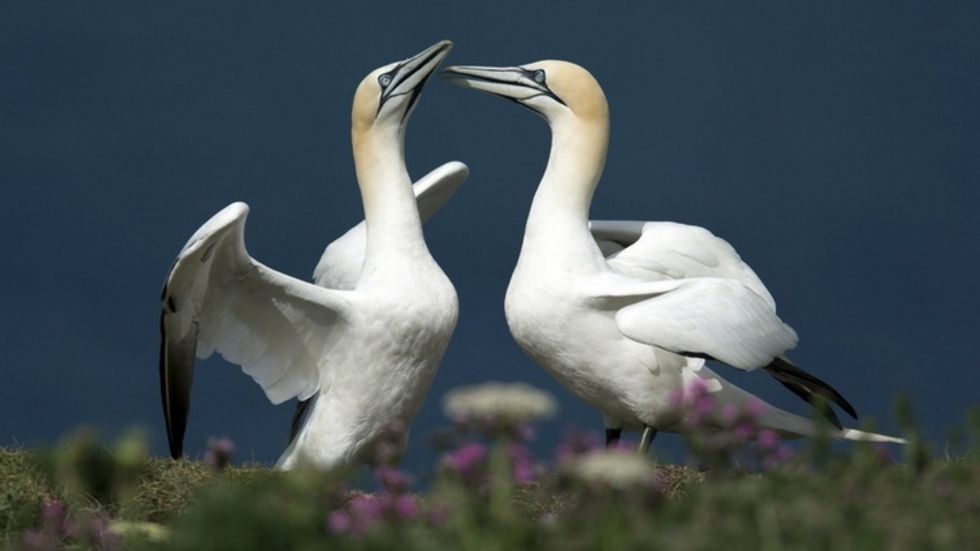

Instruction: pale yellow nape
[350,68,388,136]
[528,60,609,122]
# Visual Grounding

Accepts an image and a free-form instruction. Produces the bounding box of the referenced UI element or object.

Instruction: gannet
[443,60,903,450]
[160,40,463,469]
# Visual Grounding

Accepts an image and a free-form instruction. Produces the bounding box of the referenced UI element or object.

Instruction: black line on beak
[441,69,567,108]
[379,44,449,115]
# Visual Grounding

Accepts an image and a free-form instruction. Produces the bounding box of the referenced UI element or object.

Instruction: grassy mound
[2,437,979,549]
[4,397,979,549]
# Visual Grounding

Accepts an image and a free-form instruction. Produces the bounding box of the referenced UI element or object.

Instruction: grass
[1,446,48,540]
[3,399,979,550]
[0,431,273,549]
[3,439,980,549]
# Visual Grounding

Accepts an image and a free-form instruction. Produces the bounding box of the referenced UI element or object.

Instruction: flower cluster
[436,382,553,489]
[371,420,408,467]
[326,422,430,537]
[439,433,543,489]
[440,442,488,487]
[203,436,235,472]
[509,442,537,485]
[326,470,425,537]
[555,428,599,464]
[13,382,922,549]
[669,378,795,470]
[21,498,120,551]
[565,449,659,490]
[443,382,558,429]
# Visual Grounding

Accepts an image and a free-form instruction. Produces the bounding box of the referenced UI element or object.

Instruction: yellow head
[351,40,453,136]
[442,59,608,125]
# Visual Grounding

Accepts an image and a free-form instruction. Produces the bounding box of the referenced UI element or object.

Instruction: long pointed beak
[441,65,541,100]
[385,40,453,100]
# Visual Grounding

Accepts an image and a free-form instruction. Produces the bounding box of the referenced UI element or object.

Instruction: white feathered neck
[521,100,610,271]
[352,121,430,283]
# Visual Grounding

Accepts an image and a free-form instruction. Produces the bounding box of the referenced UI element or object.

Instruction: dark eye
[378,73,393,88]
[533,70,546,83]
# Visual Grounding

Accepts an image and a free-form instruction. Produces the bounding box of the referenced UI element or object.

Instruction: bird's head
[352,40,453,134]
[441,60,607,125]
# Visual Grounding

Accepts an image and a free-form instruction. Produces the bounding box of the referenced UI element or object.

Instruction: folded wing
[593,277,798,371]
[590,220,776,310]
[589,239,856,425]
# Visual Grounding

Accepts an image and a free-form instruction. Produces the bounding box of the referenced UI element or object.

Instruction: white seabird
[160,40,463,469]
[443,60,903,449]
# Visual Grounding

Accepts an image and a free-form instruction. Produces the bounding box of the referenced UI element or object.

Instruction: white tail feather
[757,403,906,444]
[840,428,906,444]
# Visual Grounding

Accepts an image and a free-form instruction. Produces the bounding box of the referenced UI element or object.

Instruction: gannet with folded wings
[443,59,903,450]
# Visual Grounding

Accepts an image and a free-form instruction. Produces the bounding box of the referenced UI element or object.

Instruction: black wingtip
[764,357,858,422]
[160,310,196,462]
[813,397,845,430]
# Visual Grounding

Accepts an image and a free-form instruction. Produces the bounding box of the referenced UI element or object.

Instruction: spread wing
[313,161,468,289]
[159,202,350,458]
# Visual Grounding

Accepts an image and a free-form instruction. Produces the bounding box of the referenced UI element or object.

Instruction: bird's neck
[521,113,609,268]
[352,123,429,279]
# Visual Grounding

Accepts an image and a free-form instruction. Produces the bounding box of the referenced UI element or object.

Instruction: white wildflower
[442,382,558,423]
[108,520,170,542]
[567,450,657,489]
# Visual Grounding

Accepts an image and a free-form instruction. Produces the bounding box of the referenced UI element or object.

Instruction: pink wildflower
[555,428,601,463]
[757,429,779,450]
[441,442,487,484]
[203,437,235,471]
[733,422,756,443]
[721,403,740,426]
[776,444,795,462]
[349,494,384,522]
[327,511,351,535]
[392,495,420,520]
[745,398,767,419]
[375,467,411,494]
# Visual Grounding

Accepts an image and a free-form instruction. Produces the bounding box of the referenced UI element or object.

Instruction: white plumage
[314,161,467,290]
[160,41,464,469]
[445,59,903,447]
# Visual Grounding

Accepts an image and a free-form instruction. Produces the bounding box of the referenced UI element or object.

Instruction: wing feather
[159,312,197,459]
[159,202,349,458]
[591,220,776,310]
[591,221,855,421]
[592,276,798,371]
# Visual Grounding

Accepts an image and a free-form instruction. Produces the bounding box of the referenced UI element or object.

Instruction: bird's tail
[839,428,906,444]
[693,364,906,445]
[759,404,906,444]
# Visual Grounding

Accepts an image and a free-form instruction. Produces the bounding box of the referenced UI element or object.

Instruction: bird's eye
[533,70,546,83]
[378,73,393,88]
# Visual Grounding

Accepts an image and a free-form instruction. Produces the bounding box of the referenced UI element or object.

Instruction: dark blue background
[2,2,977,472]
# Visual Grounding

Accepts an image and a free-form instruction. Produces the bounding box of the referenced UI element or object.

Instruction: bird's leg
[638,426,658,454]
[605,428,622,448]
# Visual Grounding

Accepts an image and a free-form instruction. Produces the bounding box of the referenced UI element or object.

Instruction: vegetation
[2,389,979,550]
